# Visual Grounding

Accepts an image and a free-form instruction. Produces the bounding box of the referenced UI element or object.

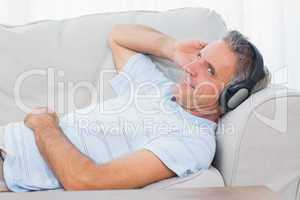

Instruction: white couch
[0,7,299,200]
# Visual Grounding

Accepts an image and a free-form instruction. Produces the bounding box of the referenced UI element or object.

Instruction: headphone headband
[247,42,265,83]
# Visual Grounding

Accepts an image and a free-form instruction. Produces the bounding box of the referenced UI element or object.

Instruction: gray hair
[223,30,271,94]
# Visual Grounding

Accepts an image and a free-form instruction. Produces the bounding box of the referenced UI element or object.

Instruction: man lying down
[0,25,270,192]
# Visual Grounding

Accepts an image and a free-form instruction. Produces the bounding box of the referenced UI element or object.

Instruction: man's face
[173,40,238,114]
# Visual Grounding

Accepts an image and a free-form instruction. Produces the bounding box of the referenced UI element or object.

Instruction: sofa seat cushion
[143,167,224,189]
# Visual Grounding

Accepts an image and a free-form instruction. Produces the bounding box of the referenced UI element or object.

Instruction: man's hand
[24,107,59,132]
[172,40,207,67]
[109,24,207,69]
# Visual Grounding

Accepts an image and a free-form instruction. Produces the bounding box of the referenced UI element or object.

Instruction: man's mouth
[183,75,195,89]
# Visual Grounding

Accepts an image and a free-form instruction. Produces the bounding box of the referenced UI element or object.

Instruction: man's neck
[170,96,220,123]
[180,105,220,123]
[189,109,220,123]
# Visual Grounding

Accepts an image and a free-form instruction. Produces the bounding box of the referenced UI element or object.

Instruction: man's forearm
[33,127,168,190]
[34,127,95,190]
[109,24,176,61]
[26,109,174,191]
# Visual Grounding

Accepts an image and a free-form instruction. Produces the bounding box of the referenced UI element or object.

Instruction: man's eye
[208,67,215,75]
[197,52,202,59]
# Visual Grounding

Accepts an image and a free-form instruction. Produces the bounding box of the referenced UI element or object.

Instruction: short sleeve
[110,53,171,96]
[143,133,216,178]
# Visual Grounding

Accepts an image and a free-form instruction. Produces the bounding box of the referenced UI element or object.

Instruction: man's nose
[185,61,200,77]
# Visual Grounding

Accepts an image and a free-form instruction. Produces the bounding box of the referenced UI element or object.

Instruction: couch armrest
[213,85,300,199]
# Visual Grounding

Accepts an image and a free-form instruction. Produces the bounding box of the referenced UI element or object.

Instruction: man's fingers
[198,41,208,47]
[185,40,207,49]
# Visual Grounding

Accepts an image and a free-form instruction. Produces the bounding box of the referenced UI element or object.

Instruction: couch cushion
[144,167,224,189]
[0,7,227,189]
[214,84,300,200]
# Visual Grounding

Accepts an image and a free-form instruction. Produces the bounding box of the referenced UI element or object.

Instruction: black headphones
[219,41,266,114]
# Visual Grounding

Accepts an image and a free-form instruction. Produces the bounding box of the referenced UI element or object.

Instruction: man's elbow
[61,167,96,191]
[109,24,123,44]
[61,176,87,191]
[63,182,83,191]
[108,33,115,47]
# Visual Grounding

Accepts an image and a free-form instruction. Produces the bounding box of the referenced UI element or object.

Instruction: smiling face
[173,40,238,118]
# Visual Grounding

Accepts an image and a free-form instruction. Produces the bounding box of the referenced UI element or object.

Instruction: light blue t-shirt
[3,54,216,192]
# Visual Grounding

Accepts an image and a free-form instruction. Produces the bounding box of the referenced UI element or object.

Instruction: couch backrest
[0,7,227,124]
[214,84,300,199]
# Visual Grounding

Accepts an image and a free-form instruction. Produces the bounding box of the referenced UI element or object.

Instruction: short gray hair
[223,30,271,93]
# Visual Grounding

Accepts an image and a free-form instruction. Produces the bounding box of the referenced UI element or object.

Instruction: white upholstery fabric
[0,7,226,124]
[214,85,300,200]
[0,7,226,192]
[1,7,299,200]
[144,167,224,189]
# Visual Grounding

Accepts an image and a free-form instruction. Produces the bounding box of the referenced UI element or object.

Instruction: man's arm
[109,24,207,72]
[24,108,175,190]
[109,24,176,72]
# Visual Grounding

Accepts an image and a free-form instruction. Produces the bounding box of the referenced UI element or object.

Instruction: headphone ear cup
[226,83,251,111]
[227,87,250,110]
[219,83,251,114]
[219,85,230,114]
